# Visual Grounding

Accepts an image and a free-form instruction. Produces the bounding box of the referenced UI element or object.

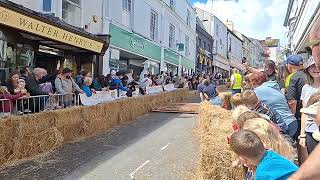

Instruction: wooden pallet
[152,103,200,114]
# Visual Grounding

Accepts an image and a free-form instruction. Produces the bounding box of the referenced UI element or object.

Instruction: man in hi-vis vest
[230,68,243,95]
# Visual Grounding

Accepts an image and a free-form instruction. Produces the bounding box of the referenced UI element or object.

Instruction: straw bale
[195,102,244,180]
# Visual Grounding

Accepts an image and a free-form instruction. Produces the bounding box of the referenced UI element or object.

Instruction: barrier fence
[0,84,178,117]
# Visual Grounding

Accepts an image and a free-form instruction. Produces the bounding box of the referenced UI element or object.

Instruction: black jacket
[25,75,48,96]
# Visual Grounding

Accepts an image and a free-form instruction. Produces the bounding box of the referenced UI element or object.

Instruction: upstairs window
[123,0,132,11]
[187,9,191,26]
[169,24,175,48]
[150,10,158,41]
[43,0,52,12]
[170,0,175,11]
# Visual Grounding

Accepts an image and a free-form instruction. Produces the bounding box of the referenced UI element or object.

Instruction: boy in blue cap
[230,130,298,180]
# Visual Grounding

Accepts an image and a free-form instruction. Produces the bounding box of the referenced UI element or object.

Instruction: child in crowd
[242,118,295,161]
[229,130,298,180]
[231,105,250,131]
[241,90,287,133]
[82,77,95,97]
[230,93,244,108]
[237,111,261,130]
[0,86,25,116]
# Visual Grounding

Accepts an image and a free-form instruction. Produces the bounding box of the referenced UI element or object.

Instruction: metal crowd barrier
[13,93,80,115]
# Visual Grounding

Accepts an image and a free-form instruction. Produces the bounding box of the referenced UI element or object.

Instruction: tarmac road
[0,111,199,180]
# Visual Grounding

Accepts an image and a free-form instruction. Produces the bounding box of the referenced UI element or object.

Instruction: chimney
[226,19,234,31]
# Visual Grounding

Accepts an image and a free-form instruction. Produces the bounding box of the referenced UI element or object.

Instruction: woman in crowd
[249,71,298,138]
[75,69,91,88]
[0,86,26,116]
[92,75,106,91]
[299,57,320,154]
[82,77,95,97]
[6,71,21,95]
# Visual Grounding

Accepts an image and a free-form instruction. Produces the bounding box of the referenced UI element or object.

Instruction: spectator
[6,71,20,95]
[264,60,277,81]
[230,130,297,180]
[82,77,95,97]
[105,74,112,88]
[55,68,83,107]
[92,75,106,91]
[126,69,134,84]
[202,79,222,106]
[250,71,298,138]
[25,68,50,96]
[230,93,244,108]
[0,86,25,115]
[75,69,91,88]
[242,118,295,161]
[242,90,287,132]
[237,111,261,130]
[19,66,30,80]
[299,57,320,154]
[230,68,243,95]
[110,71,128,91]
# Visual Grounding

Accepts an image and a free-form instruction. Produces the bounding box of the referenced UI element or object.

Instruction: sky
[190,0,288,46]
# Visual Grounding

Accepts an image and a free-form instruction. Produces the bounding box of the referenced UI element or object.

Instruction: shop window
[185,35,189,56]
[150,10,158,41]
[170,0,175,11]
[43,0,52,12]
[187,9,191,26]
[123,0,132,11]
[62,0,81,27]
[169,24,175,48]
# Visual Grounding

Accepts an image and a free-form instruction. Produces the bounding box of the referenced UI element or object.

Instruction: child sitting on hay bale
[230,130,298,180]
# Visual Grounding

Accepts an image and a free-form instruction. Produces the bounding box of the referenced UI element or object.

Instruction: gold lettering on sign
[0,7,103,53]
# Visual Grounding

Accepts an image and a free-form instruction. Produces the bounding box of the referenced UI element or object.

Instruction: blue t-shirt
[82,85,93,97]
[197,83,206,93]
[255,150,298,180]
[254,83,297,126]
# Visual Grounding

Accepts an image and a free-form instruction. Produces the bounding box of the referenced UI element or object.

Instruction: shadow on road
[0,112,184,180]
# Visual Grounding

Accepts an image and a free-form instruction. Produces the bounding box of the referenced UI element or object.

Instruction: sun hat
[304,56,315,69]
[300,101,320,118]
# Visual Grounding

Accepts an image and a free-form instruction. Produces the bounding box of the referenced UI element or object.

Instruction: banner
[146,85,163,94]
[80,90,117,106]
[163,84,175,91]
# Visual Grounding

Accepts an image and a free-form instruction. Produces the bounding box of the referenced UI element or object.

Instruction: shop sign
[110,23,161,62]
[181,56,195,69]
[0,6,104,53]
[164,49,179,65]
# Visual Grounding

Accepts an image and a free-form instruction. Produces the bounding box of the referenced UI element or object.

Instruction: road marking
[129,160,150,179]
[160,143,170,151]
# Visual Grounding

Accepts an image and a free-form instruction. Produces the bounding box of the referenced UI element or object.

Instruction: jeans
[286,120,298,139]
[306,132,319,154]
[231,89,241,95]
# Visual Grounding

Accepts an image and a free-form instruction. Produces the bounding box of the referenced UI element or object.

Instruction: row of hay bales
[0,89,193,167]
[194,102,244,180]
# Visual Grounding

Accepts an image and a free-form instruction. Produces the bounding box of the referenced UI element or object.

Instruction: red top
[0,93,23,113]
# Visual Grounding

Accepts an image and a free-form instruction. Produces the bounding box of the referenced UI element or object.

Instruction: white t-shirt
[300,84,320,132]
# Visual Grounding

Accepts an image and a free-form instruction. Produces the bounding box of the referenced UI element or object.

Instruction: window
[170,0,175,11]
[203,41,206,49]
[150,10,158,41]
[187,9,191,26]
[169,24,175,48]
[185,35,189,56]
[123,0,132,11]
[43,0,52,12]
[198,38,201,47]
[62,0,81,27]
[228,37,231,52]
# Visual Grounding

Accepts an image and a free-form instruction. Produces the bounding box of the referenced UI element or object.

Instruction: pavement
[0,98,200,180]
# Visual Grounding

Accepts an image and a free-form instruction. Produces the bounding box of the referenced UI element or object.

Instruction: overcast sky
[191,0,288,46]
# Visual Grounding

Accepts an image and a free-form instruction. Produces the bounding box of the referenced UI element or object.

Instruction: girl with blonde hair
[243,118,295,161]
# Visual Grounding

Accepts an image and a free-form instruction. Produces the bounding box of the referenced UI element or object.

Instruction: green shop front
[109,23,161,76]
[164,49,179,75]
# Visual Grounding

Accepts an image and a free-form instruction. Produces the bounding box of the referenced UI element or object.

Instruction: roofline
[283,0,294,26]
[227,28,243,42]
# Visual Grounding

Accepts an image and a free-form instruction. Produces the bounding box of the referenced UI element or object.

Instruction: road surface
[0,109,199,179]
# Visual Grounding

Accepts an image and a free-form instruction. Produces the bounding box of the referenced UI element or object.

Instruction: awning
[0,0,110,54]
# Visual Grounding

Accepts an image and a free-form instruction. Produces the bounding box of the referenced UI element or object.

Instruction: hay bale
[195,102,244,180]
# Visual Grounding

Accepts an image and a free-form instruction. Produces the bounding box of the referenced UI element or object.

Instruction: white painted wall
[228,32,242,66]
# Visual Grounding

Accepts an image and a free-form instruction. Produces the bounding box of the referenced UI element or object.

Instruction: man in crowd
[230,68,243,95]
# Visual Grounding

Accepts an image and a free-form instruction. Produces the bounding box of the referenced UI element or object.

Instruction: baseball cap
[304,56,315,69]
[300,101,320,118]
[285,55,303,66]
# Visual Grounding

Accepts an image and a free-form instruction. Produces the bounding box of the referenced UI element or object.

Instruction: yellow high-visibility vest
[233,73,242,89]
[285,73,294,89]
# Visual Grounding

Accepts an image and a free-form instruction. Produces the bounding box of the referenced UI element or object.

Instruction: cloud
[193,0,288,45]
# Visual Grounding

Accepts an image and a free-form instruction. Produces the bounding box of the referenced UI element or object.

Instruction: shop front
[181,56,195,75]
[109,23,161,76]
[0,1,110,84]
[164,48,179,76]
[197,48,212,73]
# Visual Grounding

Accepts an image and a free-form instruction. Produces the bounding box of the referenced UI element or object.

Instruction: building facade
[283,0,320,57]
[195,7,229,76]
[196,17,213,73]
[260,37,282,65]
[0,0,109,84]
[250,38,264,68]
[104,0,197,77]
[227,29,243,71]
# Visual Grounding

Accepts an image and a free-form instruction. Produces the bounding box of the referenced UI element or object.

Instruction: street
[0,111,199,180]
